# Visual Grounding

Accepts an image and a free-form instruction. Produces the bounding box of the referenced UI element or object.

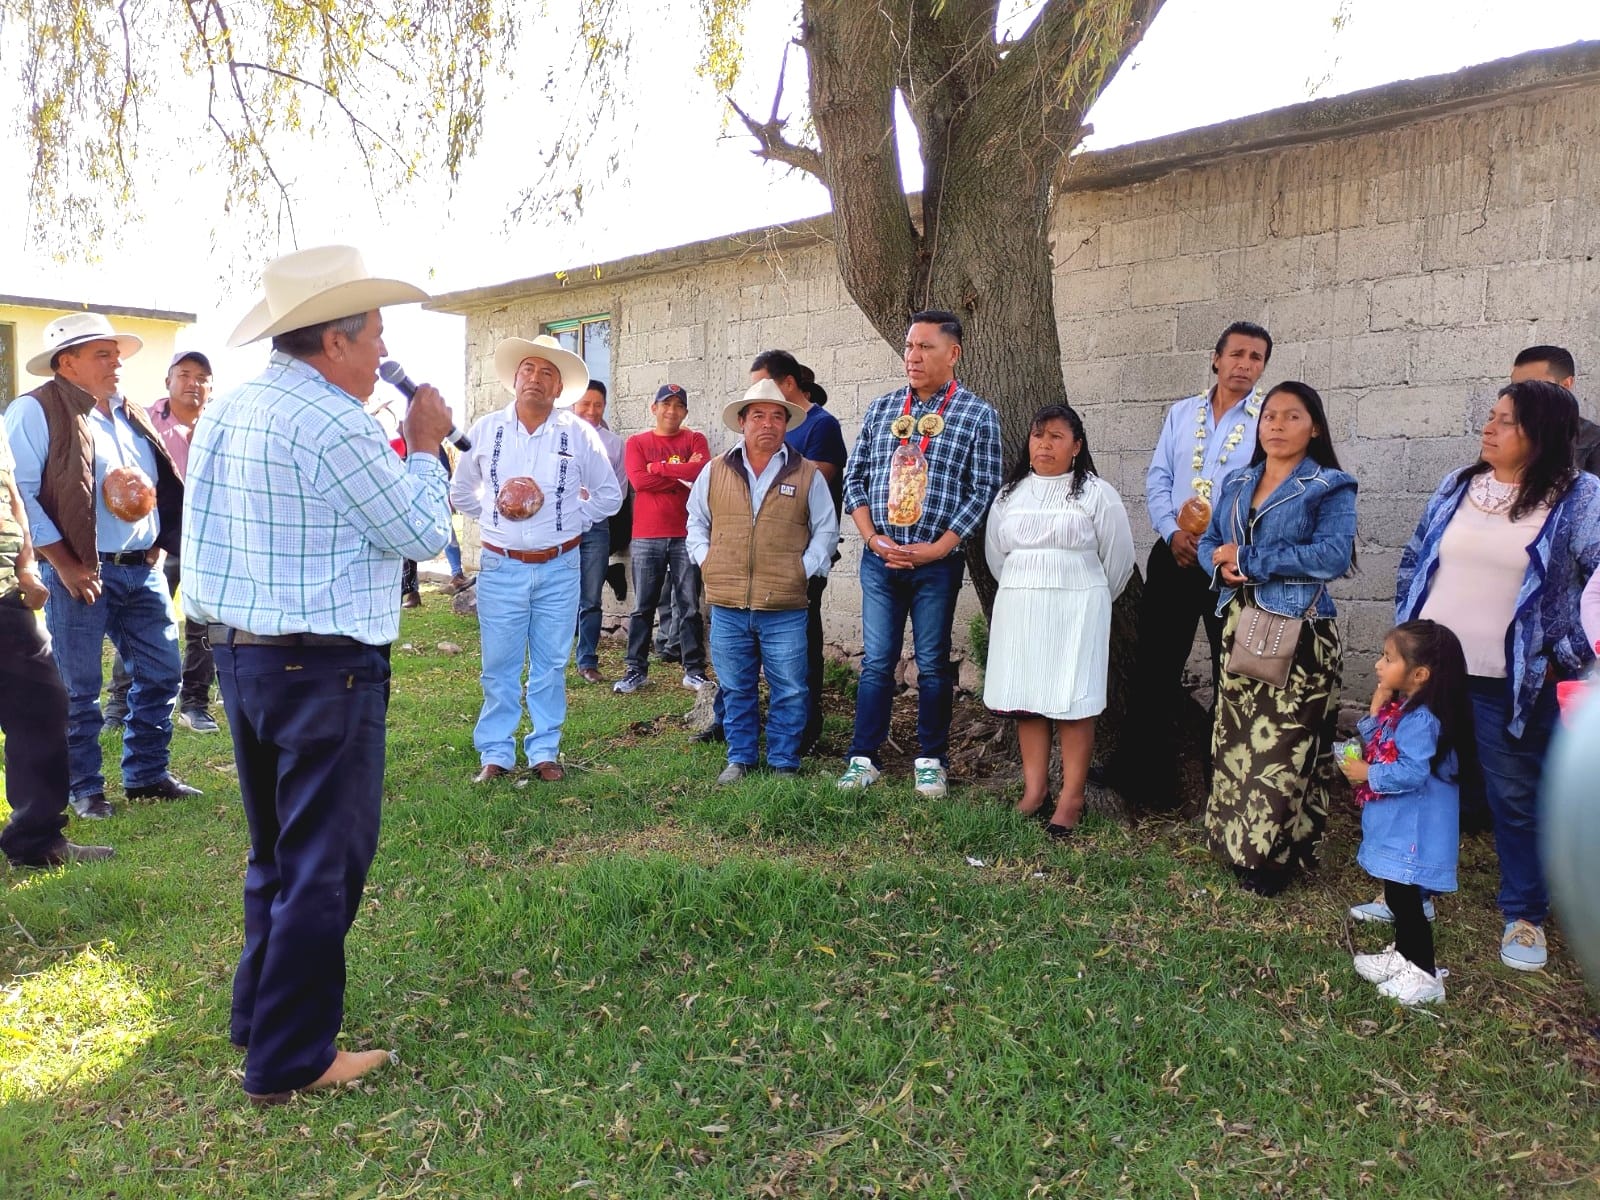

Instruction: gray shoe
[613,670,648,695]
[717,763,751,785]
[102,700,129,727]
[178,708,220,733]
[9,838,115,869]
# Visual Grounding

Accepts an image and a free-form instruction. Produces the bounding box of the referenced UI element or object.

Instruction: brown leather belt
[482,536,581,565]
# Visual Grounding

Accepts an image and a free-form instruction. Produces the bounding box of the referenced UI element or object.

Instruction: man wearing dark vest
[4,313,200,821]
[686,379,838,783]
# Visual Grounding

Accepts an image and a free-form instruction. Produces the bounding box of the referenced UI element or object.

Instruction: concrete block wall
[1055,79,1600,689]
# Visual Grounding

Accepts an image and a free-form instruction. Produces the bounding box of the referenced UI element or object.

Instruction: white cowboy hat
[722,378,804,433]
[26,313,143,377]
[493,335,590,404]
[228,245,429,347]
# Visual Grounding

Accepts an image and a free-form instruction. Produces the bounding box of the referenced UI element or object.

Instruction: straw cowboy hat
[721,377,804,433]
[228,245,429,347]
[26,313,143,377]
[493,335,590,405]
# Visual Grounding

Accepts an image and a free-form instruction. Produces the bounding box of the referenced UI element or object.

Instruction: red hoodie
[624,428,710,538]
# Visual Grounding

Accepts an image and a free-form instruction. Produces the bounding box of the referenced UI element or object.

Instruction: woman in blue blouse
[1200,382,1359,896]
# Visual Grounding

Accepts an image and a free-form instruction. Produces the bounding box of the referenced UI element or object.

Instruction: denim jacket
[1356,707,1459,893]
[1396,469,1600,737]
[1199,458,1358,619]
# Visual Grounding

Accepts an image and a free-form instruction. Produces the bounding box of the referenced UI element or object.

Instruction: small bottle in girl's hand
[1338,620,1474,1006]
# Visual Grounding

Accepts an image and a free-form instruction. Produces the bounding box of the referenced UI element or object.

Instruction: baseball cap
[169,350,213,373]
[653,383,688,405]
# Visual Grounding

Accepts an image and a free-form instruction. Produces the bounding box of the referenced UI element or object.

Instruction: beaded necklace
[1190,388,1261,501]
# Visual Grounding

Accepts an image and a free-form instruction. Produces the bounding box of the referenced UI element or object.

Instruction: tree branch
[727,97,823,178]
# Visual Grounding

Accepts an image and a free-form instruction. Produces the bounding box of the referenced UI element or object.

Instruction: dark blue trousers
[0,598,71,864]
[215,640,390,1096]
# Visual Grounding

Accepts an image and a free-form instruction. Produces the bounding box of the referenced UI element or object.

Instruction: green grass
[2,598,1597,1198]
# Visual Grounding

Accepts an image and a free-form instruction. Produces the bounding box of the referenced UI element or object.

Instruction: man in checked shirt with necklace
[837,310,1002,798]
[184,245,455,1104]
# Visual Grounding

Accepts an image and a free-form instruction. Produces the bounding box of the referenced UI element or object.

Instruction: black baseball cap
[653,383,688,405]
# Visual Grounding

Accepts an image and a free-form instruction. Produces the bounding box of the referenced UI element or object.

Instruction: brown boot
[246,1048,393,1105]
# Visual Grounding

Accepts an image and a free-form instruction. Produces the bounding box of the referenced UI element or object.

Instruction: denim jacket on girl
[1199,458,1358,620]
[1396,470,1600,737]
[1355,704,1459,893]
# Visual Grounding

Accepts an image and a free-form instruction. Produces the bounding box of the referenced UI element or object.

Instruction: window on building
[545,314,611,390]
[0,323,15,414]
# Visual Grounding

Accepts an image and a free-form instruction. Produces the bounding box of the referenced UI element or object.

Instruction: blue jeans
[849,550,965,767]
[710,606,808,770]
[444,524,463,577]
[626,537,703,673]
[574,523,610,670]
[474,547,581,767]
[215,641,389,1095]
[43,557,180,799]
[1469,674,1558,924]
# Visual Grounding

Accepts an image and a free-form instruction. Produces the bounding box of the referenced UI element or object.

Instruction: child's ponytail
[1390,619,1476,784]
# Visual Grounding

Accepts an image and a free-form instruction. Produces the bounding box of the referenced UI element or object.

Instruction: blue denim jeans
[574,522,610,670]
[626,537,703,674]
[215,641,389,1095]
[848,550,965,767]
[1469,674,1558,925]
[710,605,808,770]
[43,557,180,800]
[475,547,582,767]
[444,525,463,577]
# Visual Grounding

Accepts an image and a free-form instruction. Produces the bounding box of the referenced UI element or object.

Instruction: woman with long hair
[1396,379,1600,971]
[1200,382,1359,896]
[983,404,1134,836]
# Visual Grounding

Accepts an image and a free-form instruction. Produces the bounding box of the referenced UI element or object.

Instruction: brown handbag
[1225,589,1323,688]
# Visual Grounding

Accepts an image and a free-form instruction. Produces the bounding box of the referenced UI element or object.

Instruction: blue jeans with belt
[43,556,180,799]
[848,550,966,767]
[216,639,390,1096]
[1469,674,1559,925]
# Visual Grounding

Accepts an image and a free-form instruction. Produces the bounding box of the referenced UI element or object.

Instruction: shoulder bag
[1225,587,1324,689]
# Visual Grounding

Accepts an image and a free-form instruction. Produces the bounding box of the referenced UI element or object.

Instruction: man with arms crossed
[185,245,454,1103]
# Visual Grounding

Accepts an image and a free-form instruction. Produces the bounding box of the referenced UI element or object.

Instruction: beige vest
[700,450,816,611]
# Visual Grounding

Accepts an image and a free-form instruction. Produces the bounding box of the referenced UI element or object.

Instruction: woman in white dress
[984,405,1135,837]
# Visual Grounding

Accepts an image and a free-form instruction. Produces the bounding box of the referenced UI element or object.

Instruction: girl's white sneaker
[1378,963,1447,1006]
[1353,945,1410,983]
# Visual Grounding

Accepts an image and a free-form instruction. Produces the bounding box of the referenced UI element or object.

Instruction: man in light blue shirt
[1096,320,1271,813]
[687,379,837,783]
[5,312,195,821]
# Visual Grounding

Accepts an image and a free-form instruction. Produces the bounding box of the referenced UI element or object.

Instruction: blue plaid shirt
[843,381,1002,545]
[181,352,451,645]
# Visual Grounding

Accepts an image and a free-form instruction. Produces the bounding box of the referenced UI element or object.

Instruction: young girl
[1338,620,1473,1005]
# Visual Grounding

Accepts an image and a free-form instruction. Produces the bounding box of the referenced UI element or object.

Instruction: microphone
[379,360,472,451]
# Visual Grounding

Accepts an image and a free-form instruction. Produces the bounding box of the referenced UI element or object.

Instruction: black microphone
[379,360,471,451]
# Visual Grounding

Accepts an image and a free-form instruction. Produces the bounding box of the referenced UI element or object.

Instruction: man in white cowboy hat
[183,244,455,1104]
[449,334,622,784]
[685,379,837,783]
[4,311,198,822]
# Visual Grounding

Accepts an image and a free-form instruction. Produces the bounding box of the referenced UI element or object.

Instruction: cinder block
[1131,256,1218,307]
[1175,300,1268,353]
[1485,259,1600,323]
[1421,205,1548,271]
[1356,384,1471,439]
[1369,270,1487,331]
[1411,324,1537,385]
[1407,434,1487,488]
[1313,222,1424,285]
[1217,240,1314,298]
[1056,266,1130,315]
[1052,223,1102,273]
[1325,332,1411,388]
[1100,214,1182,265]
[1339,437,1409,494]
[1267,285,1372,342]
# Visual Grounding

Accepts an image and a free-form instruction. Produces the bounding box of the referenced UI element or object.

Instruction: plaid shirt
[181,351,451,645]
[843,381,1002,545]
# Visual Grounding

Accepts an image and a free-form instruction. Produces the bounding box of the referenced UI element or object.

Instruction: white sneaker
[1353,945,1411,984]
[835,756,881,791]
[1378,963,1447,1006]
[913,757,947,798]
[1348,892,1437,923]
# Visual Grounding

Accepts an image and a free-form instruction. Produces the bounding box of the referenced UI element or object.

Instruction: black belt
[205,623,368,649]
[99,550,151,567]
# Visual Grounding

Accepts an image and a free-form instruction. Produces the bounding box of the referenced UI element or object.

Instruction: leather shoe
[577,667,604,683]
[532,761,565,782]
[474,764,510,783]
[8,838,115,869]
[70,792,115,819]
[400,592,421,609]
[692,725,726,744]
[126,774,202,801]
[246,1047,393,1106]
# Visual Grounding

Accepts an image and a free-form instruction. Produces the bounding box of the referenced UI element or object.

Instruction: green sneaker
[836,756,881,791]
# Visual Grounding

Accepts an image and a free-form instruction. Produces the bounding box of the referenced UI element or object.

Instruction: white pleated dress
[982,472,1135,720]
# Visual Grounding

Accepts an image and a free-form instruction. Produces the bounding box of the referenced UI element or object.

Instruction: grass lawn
[2,597,1597,1199]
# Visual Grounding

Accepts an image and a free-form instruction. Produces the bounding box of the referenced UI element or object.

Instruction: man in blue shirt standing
[185,245,455,1104]
[5,313,199,822]
[1096,320,1271,813]
[837,311,1002,798]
